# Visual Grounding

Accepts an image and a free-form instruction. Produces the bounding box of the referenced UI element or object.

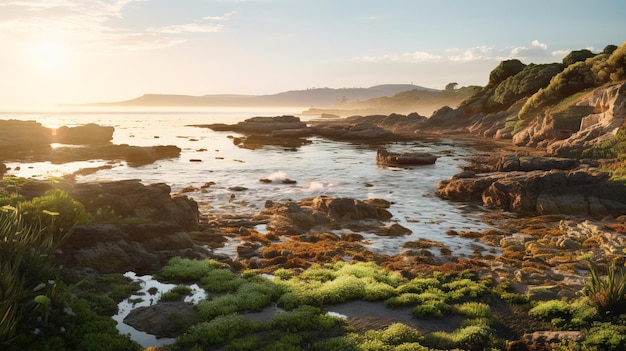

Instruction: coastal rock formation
[436,156,626,216]
[63,179,200,231]
[13,179,206,273]
[547,82,626,155]
[0,119,180,166]
[376,149,437,166]
[196,116,408,144]
[200,115,306,133]
[54,123,114,144]
[251,196,395,236]
[63,223,209,273]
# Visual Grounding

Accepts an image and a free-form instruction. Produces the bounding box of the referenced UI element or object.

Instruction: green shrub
[583,260,626,315]
[397,277,441,294]
[200,268,245,293]
[0,208,70,343]
[412,301,453,319]
[160,285,193,302]
[312,337,360,351]
[423,324,494,351]
[18,189,92,234]
[454,302,492,319]
[267,305,344,333]
[585,322,626,350]
[176,314,253,348]
[158,257,226,282]
[384,293,423,307]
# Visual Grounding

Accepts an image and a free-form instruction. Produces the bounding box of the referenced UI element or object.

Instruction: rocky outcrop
[437,156,626,216]
[376,149,437,166]
[199,115,306,133]
[250,196,396,236]
[196,116,408,145]
[311,123,403,141]
[62,179,199,230]
[63,223,209,273]
[0,119,180,166]
[124,301,198,338]
[547,82,626,155]
[14,179,205,273]
[54,123,114,144]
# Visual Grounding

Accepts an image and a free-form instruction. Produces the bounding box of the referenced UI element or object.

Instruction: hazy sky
[1,0,625,110]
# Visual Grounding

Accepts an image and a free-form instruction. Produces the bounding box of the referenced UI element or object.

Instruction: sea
[2,107,494,258]
[2,107,497,346]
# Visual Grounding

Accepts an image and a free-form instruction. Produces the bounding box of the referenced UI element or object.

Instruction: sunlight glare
[33,41,67,72]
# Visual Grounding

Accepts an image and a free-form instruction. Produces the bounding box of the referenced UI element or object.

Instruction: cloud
[149,12,236,34]
[358,51,442,63]
[445,46,494,62]
[0,0,229,54]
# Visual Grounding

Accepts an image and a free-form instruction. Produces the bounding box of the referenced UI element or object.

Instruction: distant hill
[84,84,434,108]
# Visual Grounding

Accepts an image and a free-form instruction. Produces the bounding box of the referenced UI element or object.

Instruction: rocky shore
[2,109,626,350]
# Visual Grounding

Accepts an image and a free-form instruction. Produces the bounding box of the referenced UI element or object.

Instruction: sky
[0,0,625,110]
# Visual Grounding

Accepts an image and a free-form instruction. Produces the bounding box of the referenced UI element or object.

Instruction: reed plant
[0,206,69,343]
[583,260,626,316]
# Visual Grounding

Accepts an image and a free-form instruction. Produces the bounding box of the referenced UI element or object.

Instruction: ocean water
[2,108,493,257]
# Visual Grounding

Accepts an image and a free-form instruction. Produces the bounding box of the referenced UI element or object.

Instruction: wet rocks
[437,156,626,216]
[54,123,114,144]
[124,301,199,338]
[376,149,437,166]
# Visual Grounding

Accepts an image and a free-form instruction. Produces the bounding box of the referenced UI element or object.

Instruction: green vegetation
[519,42,626,121]
[0,206,140,350]
[583,260,626,316]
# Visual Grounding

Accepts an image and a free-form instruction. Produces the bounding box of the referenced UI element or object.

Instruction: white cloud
[445,46,494,62]
[358,51,442,63]
[150,12,236,34]
[0,0,228,54]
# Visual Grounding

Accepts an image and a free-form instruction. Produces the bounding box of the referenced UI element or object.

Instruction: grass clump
[583,260,626,316]
[160,285,193,302]
[158,257,227,282]
[529,299,598,329]
[422,324,495,351]
[584,322,626,350]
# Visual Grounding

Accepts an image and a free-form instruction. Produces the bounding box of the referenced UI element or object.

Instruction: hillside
[84,84,431,108]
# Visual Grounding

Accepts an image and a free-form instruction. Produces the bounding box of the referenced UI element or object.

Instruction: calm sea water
[2,108,492,257]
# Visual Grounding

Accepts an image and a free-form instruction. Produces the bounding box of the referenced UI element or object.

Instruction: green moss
[160,285,193,302]
[176,314,255,349]
[18,189,93,234]
[454,302,492,319]
[158,257,227,282]
[585,322,626,350]
[423,324,495,351]
[412,301,453,319]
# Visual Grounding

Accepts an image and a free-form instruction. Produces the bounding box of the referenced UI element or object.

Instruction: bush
[17,189,92,234]
[585,322,626,350]
[583,260,626,315]
[176,314,253,348]
[158,257,226,282]
[0,208,70,343]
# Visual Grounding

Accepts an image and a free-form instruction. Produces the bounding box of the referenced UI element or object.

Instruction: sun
[33,41,67,72]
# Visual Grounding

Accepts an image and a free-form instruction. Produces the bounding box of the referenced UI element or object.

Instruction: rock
[378,223,412,236]
[311,123,402,141]
[54,123,114,144]
[0,119,52,157]
[63,223,209,273]
[437,165,626,216]
[124,302,198,338]
[62,179,199,231]
[376,149,437,166]
[495,155,579,172]
[199,115,307,133]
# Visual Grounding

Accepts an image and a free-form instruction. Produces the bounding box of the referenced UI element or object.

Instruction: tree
[445,82,458,91]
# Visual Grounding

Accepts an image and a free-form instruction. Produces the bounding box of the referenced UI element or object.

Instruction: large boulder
[63,223,208,273]
[376,149,437,166]
[62,179,199,231]
[437,166,626,216]
[53,123,114,144]
[252,196,395,236]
